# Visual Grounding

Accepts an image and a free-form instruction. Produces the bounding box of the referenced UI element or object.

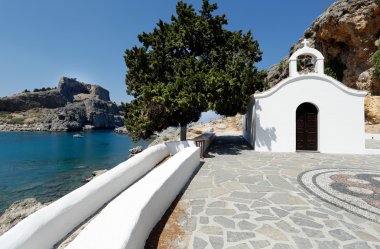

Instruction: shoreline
[1,114,379,237]
[0,115,241,235]
[0,124,123,133]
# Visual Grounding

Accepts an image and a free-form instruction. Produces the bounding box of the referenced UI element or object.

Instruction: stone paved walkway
[164,136,380,249]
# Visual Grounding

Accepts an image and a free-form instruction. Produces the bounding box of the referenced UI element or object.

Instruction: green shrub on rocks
[371,47,380,77]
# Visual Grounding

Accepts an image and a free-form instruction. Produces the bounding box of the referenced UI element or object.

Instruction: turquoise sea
[0,131,151,214]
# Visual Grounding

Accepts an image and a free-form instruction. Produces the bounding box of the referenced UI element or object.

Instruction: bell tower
[289,39,324,77]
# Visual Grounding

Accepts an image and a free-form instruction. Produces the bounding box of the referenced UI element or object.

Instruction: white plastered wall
[252,74,366,154]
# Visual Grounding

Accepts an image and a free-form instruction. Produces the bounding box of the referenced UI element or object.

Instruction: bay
[0,130,151,213]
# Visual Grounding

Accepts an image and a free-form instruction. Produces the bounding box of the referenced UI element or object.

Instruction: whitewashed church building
[243,40,368,154]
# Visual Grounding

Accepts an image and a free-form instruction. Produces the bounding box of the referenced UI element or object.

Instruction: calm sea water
[0,131,151,213]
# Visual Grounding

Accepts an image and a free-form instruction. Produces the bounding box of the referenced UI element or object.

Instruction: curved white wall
[0,144,170,249]
[66,147,200,249]
[252,75,366,154]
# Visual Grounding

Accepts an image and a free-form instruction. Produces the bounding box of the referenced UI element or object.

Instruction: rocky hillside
[268,0,380,91]
[0,77,123,131]
[267,0,380,124]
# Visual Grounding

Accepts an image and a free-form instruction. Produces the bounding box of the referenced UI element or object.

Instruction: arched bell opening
[296,54,317,74]
[296,102,318,151]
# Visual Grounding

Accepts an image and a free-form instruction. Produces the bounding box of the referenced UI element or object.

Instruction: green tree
[124,0,265,141]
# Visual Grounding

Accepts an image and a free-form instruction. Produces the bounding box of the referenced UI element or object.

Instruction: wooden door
[296,103,318,151]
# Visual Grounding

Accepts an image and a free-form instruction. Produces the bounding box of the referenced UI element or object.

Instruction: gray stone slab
[294,212,315,221]
[232,213,250,219]
[255,216,279,221]
[339,221,363,230]
[292,236,312,248]
[249,240,270,249]
[227,231,255,242]
[306,210,329,219]
[354,231,380,242]
[302,228,325,238]
[328,229,355,241]
[208,201,226,208]
[191,205,204,215]
[239,175,263,184]
[267,175,297,191]
[190,181,215,189]
[271,207,290,218]
[230,191,266,200]
[185,190,209,199]
[289,216,323,229]
[245,184,282,192]
[191,200,206,206]
[251,201,270,208]
[272,243,293,249]
[225,243,251,249]
[184,216,197,232]
[193,237,208,249]
[317,241,339,249]
[221,197,252,204]
[315,207,343,219]
[275,221,301,233]
[238,220,257,230]
[199,225,223,235]
[234,203,250,211]
[256,224,288,241]
[214,171,238,184]
[200,216,209,224]
[213,216,235,229]
[255,208,274,216]
[206,208,236,216]
[209,236,224,249]
[269,193,306,205]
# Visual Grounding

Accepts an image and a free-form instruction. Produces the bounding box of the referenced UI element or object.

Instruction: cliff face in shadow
[268,0,380,94]
[0,77,123,131]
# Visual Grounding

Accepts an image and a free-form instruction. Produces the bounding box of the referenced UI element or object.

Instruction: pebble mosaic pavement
[164,136,380,249]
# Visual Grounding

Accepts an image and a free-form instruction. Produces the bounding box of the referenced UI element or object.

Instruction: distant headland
[0,77,124,131]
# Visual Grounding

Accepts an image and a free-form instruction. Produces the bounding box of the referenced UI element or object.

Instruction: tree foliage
[124,0,266,141]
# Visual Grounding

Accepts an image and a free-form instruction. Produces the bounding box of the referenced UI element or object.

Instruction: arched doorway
[296,103,318,151]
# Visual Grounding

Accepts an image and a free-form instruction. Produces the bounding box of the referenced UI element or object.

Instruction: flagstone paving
[165,136,380,249]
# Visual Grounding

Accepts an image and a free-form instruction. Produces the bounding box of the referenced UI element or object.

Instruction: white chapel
[243,40,368,154]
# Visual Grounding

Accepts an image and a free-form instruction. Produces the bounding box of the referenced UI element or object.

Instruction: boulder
[0,198,46,236]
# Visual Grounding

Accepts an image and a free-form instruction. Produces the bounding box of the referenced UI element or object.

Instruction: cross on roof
[303,39,309,48]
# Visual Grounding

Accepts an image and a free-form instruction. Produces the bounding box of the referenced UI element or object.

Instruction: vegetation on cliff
[124,0,265,141]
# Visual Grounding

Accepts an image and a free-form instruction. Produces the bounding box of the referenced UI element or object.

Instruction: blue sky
[0,0,335,103]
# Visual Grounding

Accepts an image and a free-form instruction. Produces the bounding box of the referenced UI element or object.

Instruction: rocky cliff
[267,0,380,94]
[0,77,123,131]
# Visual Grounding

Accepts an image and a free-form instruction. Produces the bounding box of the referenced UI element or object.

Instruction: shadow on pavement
[205,135,252,156]
[145,161,205,248]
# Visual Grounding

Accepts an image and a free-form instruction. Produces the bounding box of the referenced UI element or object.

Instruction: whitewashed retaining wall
[165,140,196,155]
[0,144,172,249]
[67,146,200,249]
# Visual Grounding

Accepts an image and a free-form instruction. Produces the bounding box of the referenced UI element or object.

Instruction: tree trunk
[180,125,187,141]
